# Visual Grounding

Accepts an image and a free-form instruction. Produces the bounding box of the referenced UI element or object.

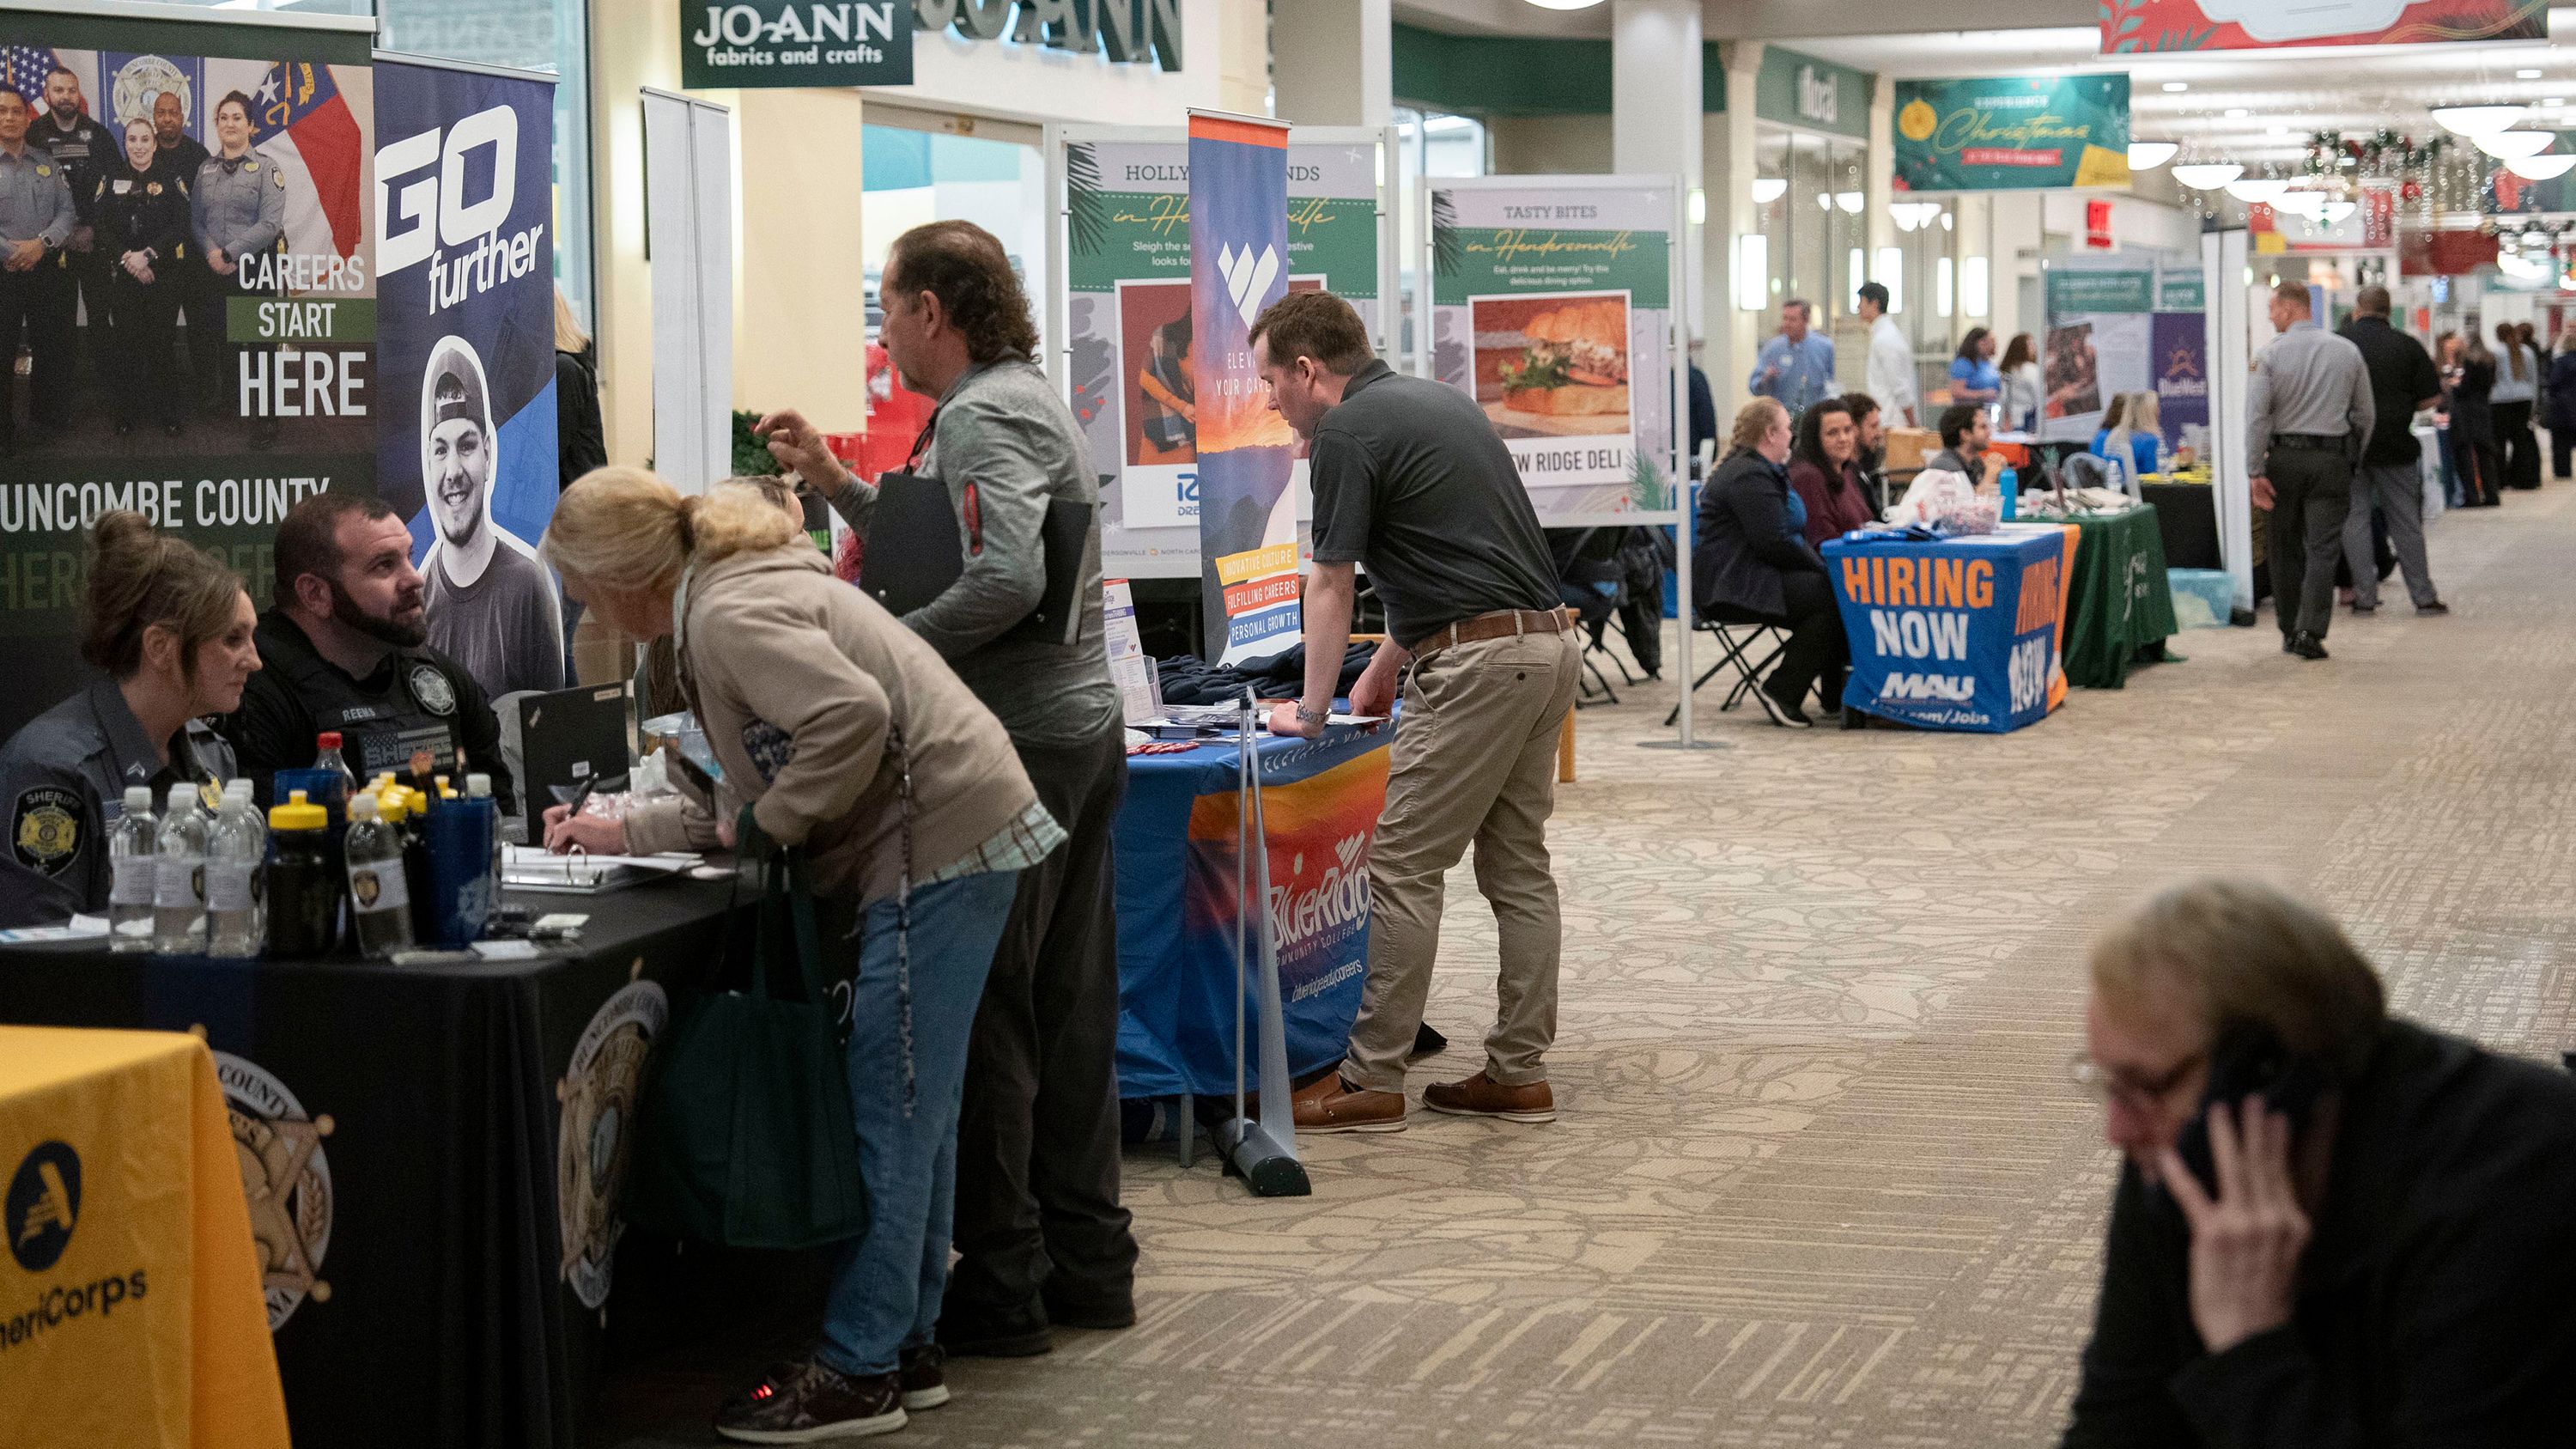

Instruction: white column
[1273,0,1391,127]
[1719,41,1762,417]
[1613,0,1705,381]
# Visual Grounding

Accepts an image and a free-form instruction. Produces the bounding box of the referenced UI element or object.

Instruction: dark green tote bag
[624,810,871,1249]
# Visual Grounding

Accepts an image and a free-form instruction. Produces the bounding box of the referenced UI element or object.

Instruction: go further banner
[1826,527,2074,734]
[2099,0,2543,52]
[374,60,565,700]
[1058,128,1386,581]
[1893,76,2130,192]
[0,11,376,741]
[1187,112,1295,665]
[1420,177,1680,526]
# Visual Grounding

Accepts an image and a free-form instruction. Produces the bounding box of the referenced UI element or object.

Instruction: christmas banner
[2099,0,2544,53]
[1893,76,2130,192]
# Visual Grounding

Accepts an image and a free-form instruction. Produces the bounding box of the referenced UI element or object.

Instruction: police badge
[273,167,286,189]
[147,180,162,196]
[11,786,81,877]
[410,662,457,716]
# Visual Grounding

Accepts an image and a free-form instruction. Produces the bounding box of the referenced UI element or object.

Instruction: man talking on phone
[2062,880,2576,1446]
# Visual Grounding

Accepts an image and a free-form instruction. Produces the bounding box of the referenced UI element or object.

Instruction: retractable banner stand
[1047,124,1396,581]
[1186,111,1294,665]
[0,5,378,740]
[640,88,733,494]
[1414,174,1700,746]
[374,56,564,701]
[2039,252,2208,463]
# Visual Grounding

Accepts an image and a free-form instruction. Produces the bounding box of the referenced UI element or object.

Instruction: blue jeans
[816,867,1021,1378]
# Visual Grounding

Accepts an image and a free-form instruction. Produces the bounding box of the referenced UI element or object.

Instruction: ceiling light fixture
[1522,0,1607,9]
[1836,190,1865,214]
[1752,177,1788,204]
[2545,98,2567,110]
[2171,162,2245,189]
[2517,68,2543,80]
[2433,104,2529,136]
[2507,153,2576,180]
[2225,107,2251,119]
[2320,200,2358,224]
[2162,82,2189,93]
[2275,191,2329,219]
[2225,177,2290,204]
[2475,130,2555,160]
[2129,141,2179,170]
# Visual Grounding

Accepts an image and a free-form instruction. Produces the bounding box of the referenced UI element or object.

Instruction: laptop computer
[514,682,637,832]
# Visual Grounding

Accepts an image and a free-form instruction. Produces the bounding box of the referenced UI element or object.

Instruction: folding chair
[1662,603,1789,728]
[1550,527,1636,709]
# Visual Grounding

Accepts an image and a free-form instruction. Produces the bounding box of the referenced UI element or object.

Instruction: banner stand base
[1637,740,1729,752]
[1215,1120,1312,1196]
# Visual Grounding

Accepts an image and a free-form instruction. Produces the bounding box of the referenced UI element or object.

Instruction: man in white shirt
[1858,283,1917,428]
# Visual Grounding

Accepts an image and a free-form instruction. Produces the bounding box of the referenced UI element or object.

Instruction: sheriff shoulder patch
[13,786,82,877]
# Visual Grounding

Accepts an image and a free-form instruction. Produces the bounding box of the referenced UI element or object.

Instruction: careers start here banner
[1826,527,2075,734]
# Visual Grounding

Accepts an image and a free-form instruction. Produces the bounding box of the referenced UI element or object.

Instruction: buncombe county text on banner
[1893,76,2130,192]
[2099,0,2544,52]
[1187,113,1297,666]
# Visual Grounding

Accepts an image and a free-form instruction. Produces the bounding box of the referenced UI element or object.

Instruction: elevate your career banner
[0,9,558,741]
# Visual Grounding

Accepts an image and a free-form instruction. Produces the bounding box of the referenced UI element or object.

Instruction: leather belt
[2269,433,2346,452]
[1410,607,1572,662]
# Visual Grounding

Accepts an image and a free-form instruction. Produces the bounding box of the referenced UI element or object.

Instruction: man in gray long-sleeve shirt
[2248,280,2373,660]
[758,220,1137,1359]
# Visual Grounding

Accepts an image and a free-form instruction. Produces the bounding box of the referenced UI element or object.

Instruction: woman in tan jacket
[540,467,1060,1440]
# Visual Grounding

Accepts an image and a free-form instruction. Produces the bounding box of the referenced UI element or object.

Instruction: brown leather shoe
[1422,1070,1556,1123]
[1291,1073,1407,1133]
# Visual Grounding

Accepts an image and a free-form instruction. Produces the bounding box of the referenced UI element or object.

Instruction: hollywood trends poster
[373,59,562,701]
[0,11,375,740]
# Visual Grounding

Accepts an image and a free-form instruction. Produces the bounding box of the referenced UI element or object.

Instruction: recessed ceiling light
[2163,82,2189,93]
[2547,98,2566,109]
[2226,107,2251,119]
[2269,124,2289,137]
[2518,69,2544,79]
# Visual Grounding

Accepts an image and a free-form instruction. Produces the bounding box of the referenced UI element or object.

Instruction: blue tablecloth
[1824,523,2076,733]
[1113,723,1392,1099]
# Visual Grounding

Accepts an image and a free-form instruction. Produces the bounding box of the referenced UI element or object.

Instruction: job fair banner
[1826,527,2074,734]
[0,15,560,744]
[1052,125,1392,581]
[2039,253,2207,460]
[1419,175,1683,527]
[2099,0,2543,52]
[1893,76,2130,192]
[0,8,377,740]
[374,58,565,699]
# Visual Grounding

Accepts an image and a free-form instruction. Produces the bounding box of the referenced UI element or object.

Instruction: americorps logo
[7,1141,81,1273]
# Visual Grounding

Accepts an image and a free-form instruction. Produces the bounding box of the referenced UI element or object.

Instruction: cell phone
[2172,1022,2330,1200]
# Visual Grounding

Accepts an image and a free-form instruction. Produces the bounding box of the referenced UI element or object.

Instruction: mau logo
[1217,243,1280,327]
[7,1140,81,1272]
[1879,672,1974,703]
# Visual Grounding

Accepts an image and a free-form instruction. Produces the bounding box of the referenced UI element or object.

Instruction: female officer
[95,116,191,437]
[0,510,258,927]
[191,90,282,447]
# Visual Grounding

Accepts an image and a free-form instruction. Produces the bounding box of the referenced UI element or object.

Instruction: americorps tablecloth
[1115,724,1392,1099]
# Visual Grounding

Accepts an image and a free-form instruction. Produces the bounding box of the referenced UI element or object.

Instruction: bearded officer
[218,491,517,815]
[29,64,112,408]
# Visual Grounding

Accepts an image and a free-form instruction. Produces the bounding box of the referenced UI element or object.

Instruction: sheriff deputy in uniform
[0,510,255,928]
[191,89,283,448]
[29,64,113,412]
[94,116,192,437]
[2248,278,2375,661]
[0,87,75,454]
[219,491,517,814]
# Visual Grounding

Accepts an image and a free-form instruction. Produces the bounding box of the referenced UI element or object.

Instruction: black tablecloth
[0,878,743,1449]
[2141,482,2220,570]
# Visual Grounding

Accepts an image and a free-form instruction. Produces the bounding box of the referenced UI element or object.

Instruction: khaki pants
[1344,628,1580,1091]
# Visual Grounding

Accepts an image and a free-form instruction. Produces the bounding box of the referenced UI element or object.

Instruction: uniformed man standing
[0,88,73,454]
[2248,279,2375,661]
[30,65,112,413]
[219,491,518,814]
[191,90,282,447]
[149,89,215,402]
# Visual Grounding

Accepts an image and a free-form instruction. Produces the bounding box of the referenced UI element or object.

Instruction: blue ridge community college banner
[1187,111,1298,666]
[374,60,564,702]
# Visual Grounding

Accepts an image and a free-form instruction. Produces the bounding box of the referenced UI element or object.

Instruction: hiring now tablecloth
[2057,504,2180,690]
[0,1026,289,1449]
[1115,724,1393,1098]
[1826,524,2077,733]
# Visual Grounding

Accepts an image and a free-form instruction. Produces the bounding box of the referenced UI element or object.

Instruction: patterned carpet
[611,485,2576,1446]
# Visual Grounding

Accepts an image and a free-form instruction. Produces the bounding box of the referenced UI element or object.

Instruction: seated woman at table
[538,466,1054,1440]
[0,510,256,927]
[2091,392,2164,484]
[1695,398,1849,728]
[1948,327,2002,407]
[1787,397,1875,548]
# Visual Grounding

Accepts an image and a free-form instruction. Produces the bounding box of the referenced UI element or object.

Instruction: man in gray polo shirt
[758,220,1135,1357]
[1252,290,1579,1135]
[2249,279,2374,661]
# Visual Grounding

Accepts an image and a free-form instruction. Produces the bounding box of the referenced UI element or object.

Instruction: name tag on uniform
[337,704,386,724]
[112,179,132,194]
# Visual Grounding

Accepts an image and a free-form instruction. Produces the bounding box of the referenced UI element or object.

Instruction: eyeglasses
[2069,1049,2207,1111]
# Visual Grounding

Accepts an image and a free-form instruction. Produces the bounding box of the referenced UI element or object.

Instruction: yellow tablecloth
[1,1026,290,1449]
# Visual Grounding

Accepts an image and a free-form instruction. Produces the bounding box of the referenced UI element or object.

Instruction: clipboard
[861,471,1091,647]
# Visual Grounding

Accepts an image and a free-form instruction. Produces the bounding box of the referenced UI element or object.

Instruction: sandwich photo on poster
[1474,292,1631,461]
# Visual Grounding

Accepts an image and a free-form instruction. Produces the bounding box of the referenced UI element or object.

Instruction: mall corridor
[600,483,2573,1448]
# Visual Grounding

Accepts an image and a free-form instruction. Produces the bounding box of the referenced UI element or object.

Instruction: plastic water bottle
[152,782,210,954]
[107,785,157,952]
[1999,465,2020,521]
[344,792,416,957]
[206,779,268,959]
